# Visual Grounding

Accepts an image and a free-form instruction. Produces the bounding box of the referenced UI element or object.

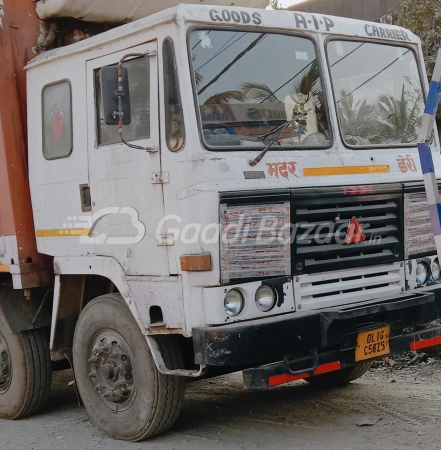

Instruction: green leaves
[396,0,441,116]
[338,86,423,145]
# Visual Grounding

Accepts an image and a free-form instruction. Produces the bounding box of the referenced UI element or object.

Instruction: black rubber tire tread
[0,309,51,420]
[150,335,186,437]
[306,361,372,388]
[19,328,52,418]
[73,293,185,441]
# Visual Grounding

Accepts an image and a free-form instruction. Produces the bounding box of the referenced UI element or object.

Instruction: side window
[95,57,150,146]
[163,38,185,151]
[42,81,73,160]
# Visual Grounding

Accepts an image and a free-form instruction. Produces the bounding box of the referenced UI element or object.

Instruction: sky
[279,0,307,8]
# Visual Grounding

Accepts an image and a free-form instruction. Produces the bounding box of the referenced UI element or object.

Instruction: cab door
[86,42,169,275]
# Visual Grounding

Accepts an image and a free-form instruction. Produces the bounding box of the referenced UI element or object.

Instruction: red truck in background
[0,0,53,289]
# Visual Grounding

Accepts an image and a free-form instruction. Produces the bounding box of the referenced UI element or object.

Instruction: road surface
[1,361,440,450]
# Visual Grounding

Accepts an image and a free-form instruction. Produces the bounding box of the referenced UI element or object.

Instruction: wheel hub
[0,332,11,392]
[88,335,134,404]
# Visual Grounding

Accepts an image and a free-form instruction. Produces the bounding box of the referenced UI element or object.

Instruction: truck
[2,0,441,442]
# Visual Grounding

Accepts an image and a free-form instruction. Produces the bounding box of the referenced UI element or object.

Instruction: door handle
[79,184,92,212]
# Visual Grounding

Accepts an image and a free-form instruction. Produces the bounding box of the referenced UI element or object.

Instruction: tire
[73,294,185,441]
[0,307,51,419]
[306,361,371,388]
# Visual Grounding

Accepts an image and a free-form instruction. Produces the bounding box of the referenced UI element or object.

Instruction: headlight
[416,262,428,285]
[432,259,441,282]
[255,285,277,312]
[224,289,244,317]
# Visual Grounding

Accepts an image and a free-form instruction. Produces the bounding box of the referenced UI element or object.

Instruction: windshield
[189,30,331,149]
[327,40,425,147]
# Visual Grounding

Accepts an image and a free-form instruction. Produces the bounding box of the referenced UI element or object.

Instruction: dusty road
[1,362,440,450]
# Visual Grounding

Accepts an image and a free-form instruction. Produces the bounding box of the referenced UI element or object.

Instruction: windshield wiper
[248,115,303,167]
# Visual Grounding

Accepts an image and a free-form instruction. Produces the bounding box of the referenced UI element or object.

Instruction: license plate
[355,325,390,362]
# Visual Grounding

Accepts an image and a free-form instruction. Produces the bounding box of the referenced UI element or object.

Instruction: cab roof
[26,4,420,69]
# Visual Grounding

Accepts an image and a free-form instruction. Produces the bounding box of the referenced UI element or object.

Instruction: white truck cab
[19,3,441,441]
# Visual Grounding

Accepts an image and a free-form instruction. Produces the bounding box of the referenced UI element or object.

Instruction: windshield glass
[327,40,425,147]
[189,30,331,149]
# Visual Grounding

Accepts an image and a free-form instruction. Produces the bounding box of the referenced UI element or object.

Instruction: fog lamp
[224,289,244,317]
[431,259,441,282]
[416,262,428,285]
[255,285,277,312]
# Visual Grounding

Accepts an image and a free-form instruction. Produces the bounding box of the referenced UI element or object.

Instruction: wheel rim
[88,329,136,410]
[0,331,12,393]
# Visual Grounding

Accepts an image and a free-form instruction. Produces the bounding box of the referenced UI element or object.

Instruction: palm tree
[374,86,423,144]
[241,82,281,103]
[295,61,321,97]
[203,90,244,104]
[337,89,378,144]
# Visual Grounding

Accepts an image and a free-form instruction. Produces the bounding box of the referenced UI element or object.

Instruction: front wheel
[73,294,185,441]
[306,361,371,388]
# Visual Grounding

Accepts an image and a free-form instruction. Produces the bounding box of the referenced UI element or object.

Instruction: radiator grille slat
[292,193,403,274]
[294,263,404,311]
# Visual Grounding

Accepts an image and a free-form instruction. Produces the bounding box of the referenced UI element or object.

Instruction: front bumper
[193,288,441,372]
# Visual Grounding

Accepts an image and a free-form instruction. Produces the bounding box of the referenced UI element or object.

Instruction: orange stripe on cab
[304,165,389,176]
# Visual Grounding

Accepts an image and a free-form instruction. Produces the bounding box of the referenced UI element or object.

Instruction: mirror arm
[114,53,158,153]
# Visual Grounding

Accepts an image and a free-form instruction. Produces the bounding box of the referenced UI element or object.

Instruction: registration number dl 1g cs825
[355,325,390,362]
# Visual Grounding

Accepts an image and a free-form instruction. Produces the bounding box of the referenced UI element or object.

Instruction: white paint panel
[423,172,441,205]
[0,236,5,259]
[28,52,93,258]
[127,276,184,330]
[50,275,61,349]
[0,236,18,266]
[36,181,79,226]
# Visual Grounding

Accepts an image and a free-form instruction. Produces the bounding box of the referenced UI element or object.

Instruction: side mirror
[99,52,156,152]
[100,66,131,125]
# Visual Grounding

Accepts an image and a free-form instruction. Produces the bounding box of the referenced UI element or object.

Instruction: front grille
[292,191,403,274]
[293,263,404,311]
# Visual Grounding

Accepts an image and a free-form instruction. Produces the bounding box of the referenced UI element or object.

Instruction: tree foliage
[268,0,282,10]
[395,0,441,79]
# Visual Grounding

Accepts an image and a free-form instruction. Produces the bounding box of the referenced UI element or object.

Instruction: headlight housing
[431,259,441,282]
[255,285,277,312]
[224,289,244,317]
[416,262,428,285]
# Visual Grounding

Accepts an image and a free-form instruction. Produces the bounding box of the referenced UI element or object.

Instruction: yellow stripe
[304,165,390,176]
[0,265,10,273]
[36,228,91,237]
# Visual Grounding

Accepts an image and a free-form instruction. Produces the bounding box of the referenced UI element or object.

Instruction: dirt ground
[1,361,440,450]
